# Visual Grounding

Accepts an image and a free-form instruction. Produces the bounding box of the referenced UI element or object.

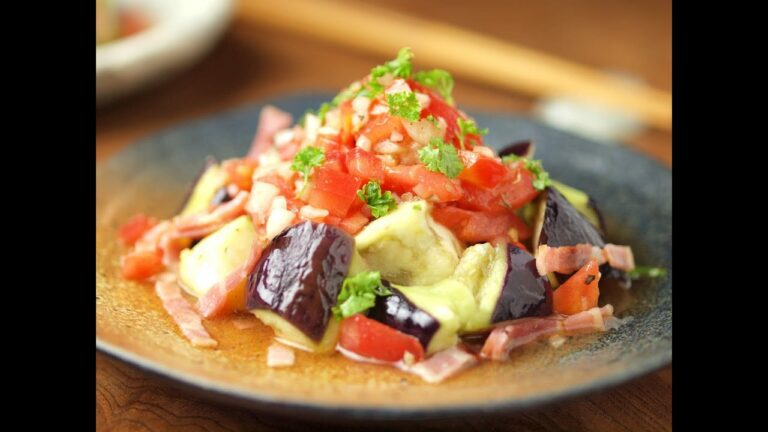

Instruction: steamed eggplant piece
[179,157,230,216]
[491,244,553,322]
[536,187,605,248]
[367,282,441,351]
[247,221,355,342]
[355,200,463,286]
[551,180,605,233]
[498,140,535,159]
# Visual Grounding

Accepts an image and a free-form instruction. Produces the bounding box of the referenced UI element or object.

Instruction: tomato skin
[308,167,362,217]
[346,148,385,183]
[121,248,165,280]
[431,205,531,244]
[357,114,405,145]
[458,165,538,213]
[458,151,507,189]
[118,214,157,247]
[552,259,601,315]
[384,165,463,202]
[339,314,425,363]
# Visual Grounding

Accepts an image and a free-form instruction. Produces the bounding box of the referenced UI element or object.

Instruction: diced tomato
[346,148,385,183]
[357,114,405,145]
[411,82,463,147]
[339,314,425,363]
[383,165,462,202]
[552,259,601,315]
[308,167,362,217]
[458,151,508,189]
[223,159,257,191]
[121,248,165,280]
[431,205,531,244]
[458,164,538,212]
[339,211,370,235]
[118,214,157,247]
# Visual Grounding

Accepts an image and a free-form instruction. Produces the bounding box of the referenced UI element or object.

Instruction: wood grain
[96,1,671,430]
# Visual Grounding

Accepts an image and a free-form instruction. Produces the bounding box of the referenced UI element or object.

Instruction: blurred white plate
[96,0,233,107]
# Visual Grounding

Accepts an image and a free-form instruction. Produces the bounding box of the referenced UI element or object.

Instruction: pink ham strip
[536,244,605,275]
[173,191,249,236]
[196,241,264,318]
[481,305,614,361]
[603,244,636,271]
[401,347,478,384]
[266,343,296,367]
[246,106,293,160]
[154,274,217,348]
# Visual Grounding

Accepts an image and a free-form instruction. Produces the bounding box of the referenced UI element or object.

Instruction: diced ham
[536,243,636,275]
[603,244,636,271]
[536,244,605,275]
[154,273,217,348]
[267,343,296,367]
[247,106,293,160]
[401,347,478,383]
[174,191,249,237]
[481,305,615,361]
[196,242,264,319]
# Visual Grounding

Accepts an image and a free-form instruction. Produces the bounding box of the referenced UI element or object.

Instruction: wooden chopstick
[237,0,672,131]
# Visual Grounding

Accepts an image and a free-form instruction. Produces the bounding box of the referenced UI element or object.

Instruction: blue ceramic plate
[96,93,671,419]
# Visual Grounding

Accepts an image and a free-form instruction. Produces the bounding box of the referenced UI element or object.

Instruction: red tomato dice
[553,259,601,315]
[308,167,362,217]
[339,314,425,363]
[346,148,385,183]
[458,151,508,189]
[118,214,157,247]
[121,248,165,280]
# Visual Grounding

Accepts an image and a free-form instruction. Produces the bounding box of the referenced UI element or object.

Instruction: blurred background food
[96,0,670,162]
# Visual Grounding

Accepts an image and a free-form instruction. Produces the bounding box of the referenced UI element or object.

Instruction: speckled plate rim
[97,337,670,420]
[97,93,671,419]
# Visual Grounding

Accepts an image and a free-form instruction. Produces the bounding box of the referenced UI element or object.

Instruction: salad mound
[116,48,660,383]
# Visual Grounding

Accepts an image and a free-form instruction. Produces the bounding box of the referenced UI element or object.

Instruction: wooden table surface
[96,1,671,430]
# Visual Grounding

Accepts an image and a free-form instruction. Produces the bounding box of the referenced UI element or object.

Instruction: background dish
[96,93,671,419]
[96,0,232,107]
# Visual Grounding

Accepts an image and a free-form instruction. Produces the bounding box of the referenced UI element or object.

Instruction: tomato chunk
[121,248,165,280]
[346,148,385,183]
[458,164,538,212]
[308,167,362,217]
[357,114,405,145]
[431,205,531,244]
[458,151,508,189]
[223,159,257,191]
[384,165,462,202]
[339,314,425,363]
[339,211,370,235]
[118,214,157,247]
[552,259,601,315]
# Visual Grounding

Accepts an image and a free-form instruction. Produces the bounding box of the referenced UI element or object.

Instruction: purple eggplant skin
[491,244,553,323]
[539,187,605,248]
[246,221,354,341]
[177,156,219,214]
[498,140,535,159]
[367,283,440,349]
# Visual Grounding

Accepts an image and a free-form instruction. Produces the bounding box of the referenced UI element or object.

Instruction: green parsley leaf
[386,91,421,122]
[290,146,325,189]
[364,47,415,98]
[418,137,465,178]
[456,118,489,149]
[414,69,455,104]
[501,154,552,191]
[626,266,668,280]
[332,271,392,319]
[357,180,397,218]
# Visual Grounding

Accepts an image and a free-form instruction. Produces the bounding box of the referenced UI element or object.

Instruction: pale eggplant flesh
[246,221,354,341]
